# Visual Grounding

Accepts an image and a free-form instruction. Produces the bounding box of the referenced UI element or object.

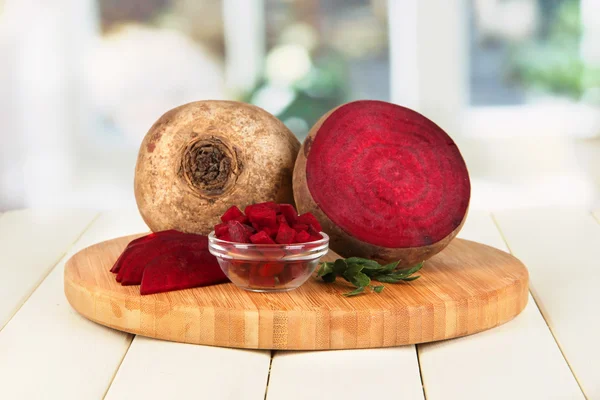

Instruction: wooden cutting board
[64,235,528,350]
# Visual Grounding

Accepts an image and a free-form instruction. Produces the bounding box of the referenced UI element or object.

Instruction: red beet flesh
[304,101,470,248]
[249,231,276,244]
[117,238,212,285]
[112,230,197,274]
[221,206,244,222]
[140,247,228,295]
[112,232,228,295]
[214,202,322,244]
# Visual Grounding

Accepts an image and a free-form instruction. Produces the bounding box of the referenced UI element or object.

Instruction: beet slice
[275,223,296,244]
[140,247,228,295]
[112,230,199,274]
[221,206,244,222]
[250,231,276,244]
[293,100,470,266]
[116,233,210,285]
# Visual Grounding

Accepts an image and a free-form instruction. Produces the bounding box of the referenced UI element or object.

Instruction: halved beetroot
[293,100,470,266]
[140,247,228,295]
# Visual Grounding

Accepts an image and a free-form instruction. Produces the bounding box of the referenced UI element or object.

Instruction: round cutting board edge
[64,235,529,350]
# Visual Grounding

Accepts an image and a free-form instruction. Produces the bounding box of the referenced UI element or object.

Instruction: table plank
[0,209,97,329]
[418,211,583,400]
[493,208,600,398]
[0,210,148,399]
[266,347,424,400]
[105,336,271,400]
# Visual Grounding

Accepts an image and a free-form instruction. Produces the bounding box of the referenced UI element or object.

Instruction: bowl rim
[207,231,329,249]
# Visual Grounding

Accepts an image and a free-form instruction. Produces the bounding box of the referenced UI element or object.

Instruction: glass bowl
[208,231,329,292]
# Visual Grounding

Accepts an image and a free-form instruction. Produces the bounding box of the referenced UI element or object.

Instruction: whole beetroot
[135,101,300,234]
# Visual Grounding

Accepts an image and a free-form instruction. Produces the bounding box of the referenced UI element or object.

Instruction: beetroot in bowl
[208,232,329,292]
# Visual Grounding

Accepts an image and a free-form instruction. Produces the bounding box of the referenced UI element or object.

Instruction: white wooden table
[0,208,598,399]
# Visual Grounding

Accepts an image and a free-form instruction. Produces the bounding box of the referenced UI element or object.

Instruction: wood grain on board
[65,235,529,350]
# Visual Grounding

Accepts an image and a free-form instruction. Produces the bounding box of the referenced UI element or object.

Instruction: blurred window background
[0,0,598,211]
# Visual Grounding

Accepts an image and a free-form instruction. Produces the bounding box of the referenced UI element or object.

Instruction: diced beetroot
[297,212,322,232]
[249,273,277,288]
[249,231,276,244]
[257,262,285,277]
[278,263,306,285]
[227,220,251,243]
[260,226,278,240]
[292,224,309,232]
[112,230,203,274]
[275,223,296,244]
[234,215,249,224]
[140,248,228,295]
[229,261,250,280]
[294,230,311,243]
[116,233,209,284]
[276,214,288,226]
[220,233,233,242]
[279,204,298,225]
[214,223,229,237]
[244,202,278,216]
[221,206,244,222]
[249,201,280,213]
[307,224,323,241]
[241,223,255,234]
[247,206,277,228]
